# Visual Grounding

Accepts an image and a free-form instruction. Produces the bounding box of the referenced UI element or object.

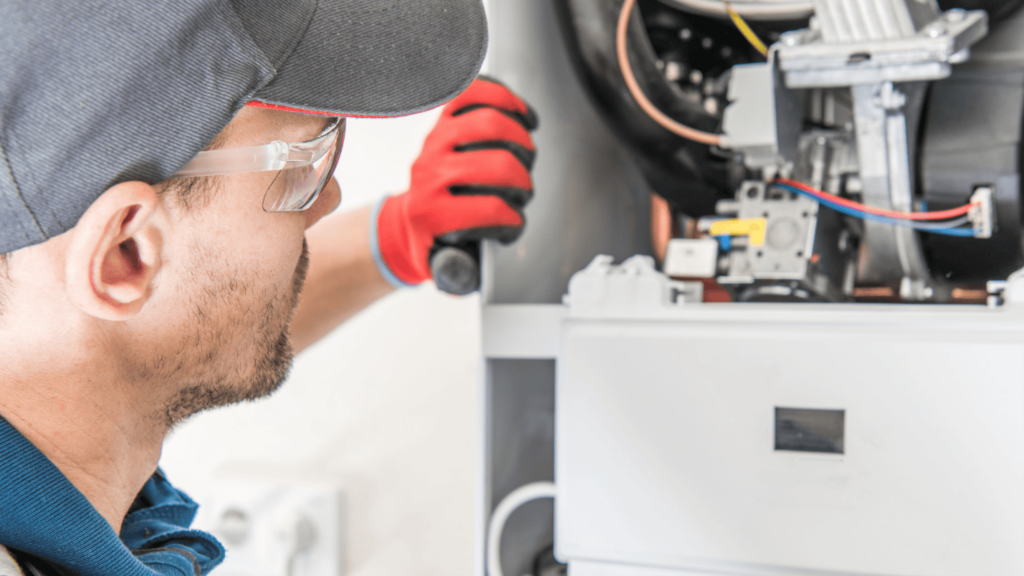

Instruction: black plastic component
[775,407,845,454]
[552,0,792,216]
[938,0,1024,23]
[736,282,829,303]
[532,544,568,576]
[430,244,480,295]
[920,66,1024,283]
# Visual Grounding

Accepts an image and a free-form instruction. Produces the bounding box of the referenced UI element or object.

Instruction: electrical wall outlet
[191,478,345,576]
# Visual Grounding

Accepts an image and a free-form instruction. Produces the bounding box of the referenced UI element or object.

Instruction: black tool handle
[430,241,480,295]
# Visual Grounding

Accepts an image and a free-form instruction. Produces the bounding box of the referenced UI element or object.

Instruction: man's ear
[65,181,164,320]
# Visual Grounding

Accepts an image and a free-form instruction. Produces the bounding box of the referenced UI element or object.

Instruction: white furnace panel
[557,316,1024,576]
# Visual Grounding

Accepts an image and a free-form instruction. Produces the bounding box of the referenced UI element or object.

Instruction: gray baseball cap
[0,0,487,254]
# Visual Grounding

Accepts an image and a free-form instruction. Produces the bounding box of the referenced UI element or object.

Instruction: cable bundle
[773,178,977,237]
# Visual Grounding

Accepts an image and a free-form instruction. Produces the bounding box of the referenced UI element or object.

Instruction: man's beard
[156,239,311,427]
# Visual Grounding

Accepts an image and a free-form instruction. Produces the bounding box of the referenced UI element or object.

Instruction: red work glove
[371,77,538,289]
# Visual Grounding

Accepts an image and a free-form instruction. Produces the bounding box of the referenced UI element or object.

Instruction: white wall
[161,108,482,576]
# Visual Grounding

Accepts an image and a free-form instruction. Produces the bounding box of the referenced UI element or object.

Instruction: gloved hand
[371,77,538,294]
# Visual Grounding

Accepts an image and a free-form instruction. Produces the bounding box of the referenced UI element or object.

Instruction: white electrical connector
[969,186,994,238]
[664,238,719,278]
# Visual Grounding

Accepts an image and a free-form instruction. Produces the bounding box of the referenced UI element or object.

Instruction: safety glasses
[172,117,345,212]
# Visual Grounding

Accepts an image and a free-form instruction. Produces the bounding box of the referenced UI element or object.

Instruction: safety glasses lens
[262,121,345,212]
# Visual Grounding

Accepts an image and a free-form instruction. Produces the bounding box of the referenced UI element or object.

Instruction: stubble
[155,239,311,427]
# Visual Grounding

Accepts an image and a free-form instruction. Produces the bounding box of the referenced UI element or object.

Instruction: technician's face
[134,107,340,425]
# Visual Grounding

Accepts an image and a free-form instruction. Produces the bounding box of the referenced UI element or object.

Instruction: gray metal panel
[479,2,653,573]
[482,0,653,306]
[482,305,564,359]
[485,359,557,576]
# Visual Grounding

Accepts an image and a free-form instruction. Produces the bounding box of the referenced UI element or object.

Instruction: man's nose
[305,177,342,229]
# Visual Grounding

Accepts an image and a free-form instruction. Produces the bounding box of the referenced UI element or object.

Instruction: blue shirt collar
[0,415,224,576]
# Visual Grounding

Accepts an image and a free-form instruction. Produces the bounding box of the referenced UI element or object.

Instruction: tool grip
[429,241,480,295]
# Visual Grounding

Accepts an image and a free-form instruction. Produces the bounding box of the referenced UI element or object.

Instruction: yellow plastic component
[709,218,767,246]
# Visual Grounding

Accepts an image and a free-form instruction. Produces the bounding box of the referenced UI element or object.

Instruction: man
[0,0,536,574]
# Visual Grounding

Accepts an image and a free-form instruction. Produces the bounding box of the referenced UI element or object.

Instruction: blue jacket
[0,416,224,575]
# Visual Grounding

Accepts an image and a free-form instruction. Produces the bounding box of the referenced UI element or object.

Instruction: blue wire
[772,183,976,238]
[814,196,974,237]
[915,226,975,237]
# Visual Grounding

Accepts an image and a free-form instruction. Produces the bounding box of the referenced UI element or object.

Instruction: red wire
[775,178,974,221]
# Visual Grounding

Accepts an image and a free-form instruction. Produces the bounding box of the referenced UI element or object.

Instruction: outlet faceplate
[191,478,345,576]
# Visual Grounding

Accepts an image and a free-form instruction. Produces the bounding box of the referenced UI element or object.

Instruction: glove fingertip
[471,75,538,129]
[520,147,537,170]
[498,223,526,244]
[521,105,539,131]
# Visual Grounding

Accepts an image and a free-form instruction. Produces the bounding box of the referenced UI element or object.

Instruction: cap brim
[251,0,487,118]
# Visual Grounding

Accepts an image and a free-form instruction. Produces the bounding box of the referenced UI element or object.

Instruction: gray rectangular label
[775,407,845,454]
